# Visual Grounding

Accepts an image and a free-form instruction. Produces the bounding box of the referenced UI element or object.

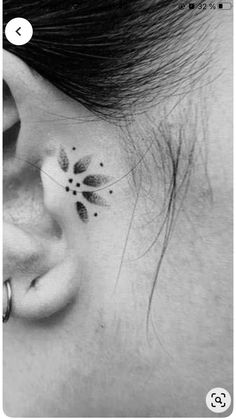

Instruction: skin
[3,9,232,418]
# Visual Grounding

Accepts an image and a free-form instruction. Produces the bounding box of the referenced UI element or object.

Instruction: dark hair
[3,0,207,118]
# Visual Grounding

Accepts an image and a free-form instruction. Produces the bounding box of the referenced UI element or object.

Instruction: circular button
[5,18,33,46]
[206,387,231,413]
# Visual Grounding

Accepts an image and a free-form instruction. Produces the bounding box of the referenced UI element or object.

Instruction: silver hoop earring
[3,279,12,323]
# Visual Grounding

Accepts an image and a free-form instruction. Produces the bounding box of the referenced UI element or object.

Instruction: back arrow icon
[16,27,21,36]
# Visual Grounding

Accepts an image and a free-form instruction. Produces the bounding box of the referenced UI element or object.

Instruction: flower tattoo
[58,146,113,222]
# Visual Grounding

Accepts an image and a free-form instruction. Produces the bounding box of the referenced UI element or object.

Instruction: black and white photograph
[3,0,233,417]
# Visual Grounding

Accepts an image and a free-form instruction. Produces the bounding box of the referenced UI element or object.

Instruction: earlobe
[3,221,81,321]
[13,249,80,321]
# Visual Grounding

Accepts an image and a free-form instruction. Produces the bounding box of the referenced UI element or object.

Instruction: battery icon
[218,2,232,9]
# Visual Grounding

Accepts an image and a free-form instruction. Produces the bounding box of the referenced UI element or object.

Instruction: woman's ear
[3,50,135,323]
[3,50,87,321]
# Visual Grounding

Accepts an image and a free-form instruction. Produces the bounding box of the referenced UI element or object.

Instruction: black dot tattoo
[73,191,77,195]
[109,190,113,194]
[69,178,73,183]
[65,187,70,192]
[100,162,104,167]
[72,147,76,150]
[94,213,98,217]
[76,183,80,187]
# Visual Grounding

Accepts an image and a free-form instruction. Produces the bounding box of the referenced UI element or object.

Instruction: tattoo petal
[58,147,69,172]
[76,201,89,223]
[82,191,108,207]
[74,155,91,174]
[83,175,111,187]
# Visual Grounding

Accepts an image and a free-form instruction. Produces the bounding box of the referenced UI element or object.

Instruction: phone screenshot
[2,1,233,417]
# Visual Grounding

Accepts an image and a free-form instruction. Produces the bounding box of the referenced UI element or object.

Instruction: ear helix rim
[3,278,12,323]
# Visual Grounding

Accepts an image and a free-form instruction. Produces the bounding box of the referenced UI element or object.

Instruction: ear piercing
[3,278,12,323]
